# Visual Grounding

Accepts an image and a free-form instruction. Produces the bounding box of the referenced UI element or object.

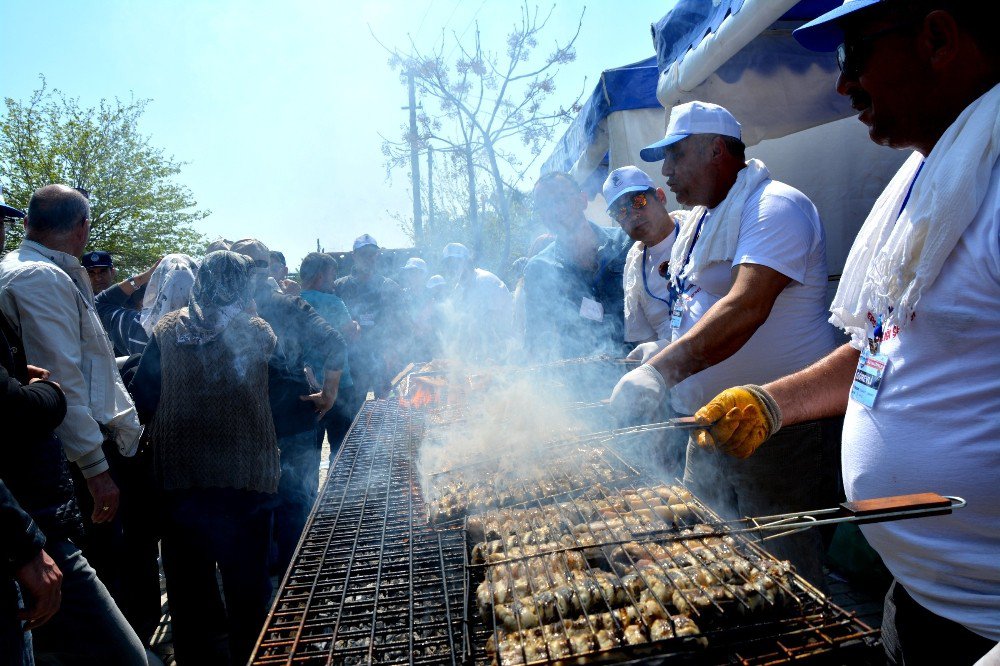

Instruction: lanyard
[870,160,925,353]
[669,209,708,302]
[641,225,678,307]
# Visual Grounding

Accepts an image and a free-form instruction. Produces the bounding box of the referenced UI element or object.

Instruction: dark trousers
[315,386,358,463]
[31,539,147,666]
[273,430,320,576]
[160,488,273,666]
[684,417,843,587]
[1,581,32,666]
[883,580,995,665]
[71,444,162,644]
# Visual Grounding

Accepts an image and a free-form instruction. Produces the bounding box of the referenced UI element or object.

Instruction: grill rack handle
[749,493,965,541]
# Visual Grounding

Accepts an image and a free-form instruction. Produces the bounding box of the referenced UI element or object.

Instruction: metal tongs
[638,493,967,544]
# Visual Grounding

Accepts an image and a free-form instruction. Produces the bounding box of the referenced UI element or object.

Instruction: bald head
[26,185,90,237]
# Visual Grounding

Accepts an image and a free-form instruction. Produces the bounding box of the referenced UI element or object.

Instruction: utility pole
[427,145,434,235]
[405,72,423,245]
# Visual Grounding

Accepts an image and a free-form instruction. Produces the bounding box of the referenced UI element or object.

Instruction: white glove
[627,339,669,363]
[609,364,668,426]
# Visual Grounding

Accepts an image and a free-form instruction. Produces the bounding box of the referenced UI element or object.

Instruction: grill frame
[251,384,881,665]
[462,476,881,666]
[251,400,466,665]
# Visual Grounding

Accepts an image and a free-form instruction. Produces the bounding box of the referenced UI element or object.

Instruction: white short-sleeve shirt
[623,227,678,342]
[669,180,838,414]
[842,161,1000,641]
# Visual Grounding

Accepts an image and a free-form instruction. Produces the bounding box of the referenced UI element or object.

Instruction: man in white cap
[692,2,1000,662]
[603,166,682,348]
[439,242,513,361]
[610,101,840,585]
[334,234,404,399]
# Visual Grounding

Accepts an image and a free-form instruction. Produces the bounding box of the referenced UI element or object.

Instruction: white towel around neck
[830,82,1000,346]
[667,158,771,289]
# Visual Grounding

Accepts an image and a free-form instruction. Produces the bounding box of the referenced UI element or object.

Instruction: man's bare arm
[763,343,859,426]
[649,263,791,385]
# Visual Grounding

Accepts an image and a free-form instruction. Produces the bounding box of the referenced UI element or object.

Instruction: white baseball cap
[603,166,655,210]
[402,257,427,272]
[426,274,447,289]
[640,101,742,162]
[353,234,379,251]
[442,242,470,260]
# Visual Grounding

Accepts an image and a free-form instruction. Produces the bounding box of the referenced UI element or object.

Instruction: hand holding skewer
[693,385,782,458]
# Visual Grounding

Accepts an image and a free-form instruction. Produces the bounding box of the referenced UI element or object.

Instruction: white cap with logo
[402,257,428,272]
[640,101,742,162]
[603,166,656,210]
[353,234,379,251]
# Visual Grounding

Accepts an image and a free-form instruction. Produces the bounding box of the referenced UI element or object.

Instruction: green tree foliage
[1,78,207,273]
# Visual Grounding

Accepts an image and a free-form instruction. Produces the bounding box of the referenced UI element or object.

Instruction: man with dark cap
[690,2,1000,662]
[231,238,347,575]
[81,250,116,295]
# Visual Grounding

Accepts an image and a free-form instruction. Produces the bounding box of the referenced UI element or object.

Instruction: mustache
[850,90,872,111]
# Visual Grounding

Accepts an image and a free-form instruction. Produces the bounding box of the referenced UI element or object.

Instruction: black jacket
[0,313,82,541]
[254,284,347,438]
[1,478,45,574]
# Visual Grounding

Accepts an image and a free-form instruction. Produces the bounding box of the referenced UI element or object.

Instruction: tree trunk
[466,145,482,256]
[483,140,512,267]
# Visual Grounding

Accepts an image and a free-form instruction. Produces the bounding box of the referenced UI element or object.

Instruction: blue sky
[2,0,672,269]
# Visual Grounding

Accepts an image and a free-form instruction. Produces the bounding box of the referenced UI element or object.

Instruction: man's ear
[921,9,961,71]
[654,188,668,204]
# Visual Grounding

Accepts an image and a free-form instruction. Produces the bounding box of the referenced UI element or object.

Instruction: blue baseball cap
[82,250,114,269]
[793,0,885,52]
[640,101,742,162]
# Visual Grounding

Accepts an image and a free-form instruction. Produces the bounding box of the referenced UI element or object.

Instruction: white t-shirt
[670,180,838,414]
[842,161,1000,641]
[623,227,679,342]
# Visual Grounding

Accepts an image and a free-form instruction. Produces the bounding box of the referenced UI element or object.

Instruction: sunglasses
[836,22,909,79]
[610,191,651,222]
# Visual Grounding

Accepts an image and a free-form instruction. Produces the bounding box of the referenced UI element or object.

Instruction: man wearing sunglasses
[610,101,840,586]
[687,1,1000,662]
[602,166,681,350]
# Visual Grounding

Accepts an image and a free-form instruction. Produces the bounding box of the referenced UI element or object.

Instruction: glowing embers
[426,446,640,526]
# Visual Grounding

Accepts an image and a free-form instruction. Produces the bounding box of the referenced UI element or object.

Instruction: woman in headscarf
[94,253,199,357]
[131,250,279,666]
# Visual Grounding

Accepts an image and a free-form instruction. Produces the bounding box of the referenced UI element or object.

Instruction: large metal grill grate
[251,400,465,665]
[252,388,880,665]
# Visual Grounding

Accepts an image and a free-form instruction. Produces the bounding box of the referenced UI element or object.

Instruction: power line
[447,0,488,60]
[413,0,437,40]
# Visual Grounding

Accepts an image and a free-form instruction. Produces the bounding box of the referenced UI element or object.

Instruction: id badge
[579,297,604,322]
[850,349,889,408]
[359,313,376,328]
[670,300,684,330]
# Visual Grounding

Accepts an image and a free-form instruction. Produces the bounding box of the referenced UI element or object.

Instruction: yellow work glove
[693,385,782,459]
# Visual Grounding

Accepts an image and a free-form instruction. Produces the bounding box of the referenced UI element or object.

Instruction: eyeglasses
[836,23,909,79]
[610,191,650,222]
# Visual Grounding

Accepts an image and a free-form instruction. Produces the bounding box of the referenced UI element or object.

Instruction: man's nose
[836,70,855,97]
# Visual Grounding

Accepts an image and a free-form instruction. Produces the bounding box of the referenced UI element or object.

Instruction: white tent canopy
[541,0,909,283]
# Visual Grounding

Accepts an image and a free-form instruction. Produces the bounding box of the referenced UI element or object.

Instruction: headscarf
[140,253,199,335]
[175,251,254,346]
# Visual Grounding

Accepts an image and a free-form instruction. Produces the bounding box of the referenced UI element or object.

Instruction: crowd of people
[1,1,997,665]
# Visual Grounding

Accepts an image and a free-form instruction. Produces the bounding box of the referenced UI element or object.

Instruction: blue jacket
[523,222,633,360]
